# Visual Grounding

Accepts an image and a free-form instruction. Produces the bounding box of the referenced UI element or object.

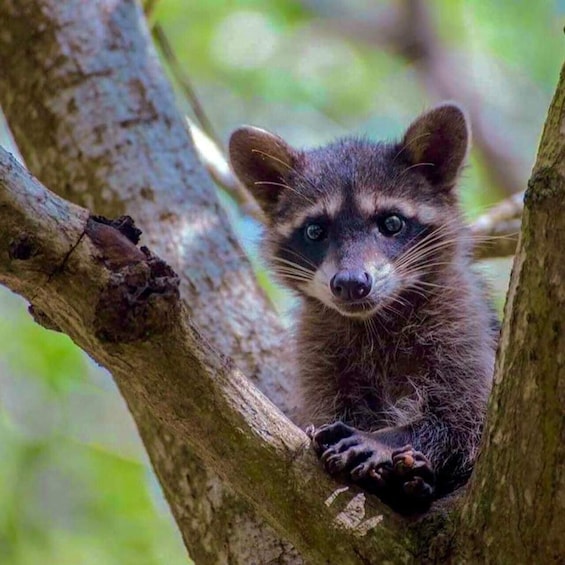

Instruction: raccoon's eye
[304,223,326,241]
[378,214,405,236]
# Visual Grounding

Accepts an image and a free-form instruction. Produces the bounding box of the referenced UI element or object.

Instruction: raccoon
[229,104,497,513]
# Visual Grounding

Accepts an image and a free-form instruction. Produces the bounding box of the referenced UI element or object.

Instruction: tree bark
[0,147,415,564]
[0,0,564,563]
[0,1,300,562]
[457,63,565,563]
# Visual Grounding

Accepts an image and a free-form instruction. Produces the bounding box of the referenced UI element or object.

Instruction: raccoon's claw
[309,424,436,513]
[391,446,436,502]
[309,421,357,457]
[309,422,390,478]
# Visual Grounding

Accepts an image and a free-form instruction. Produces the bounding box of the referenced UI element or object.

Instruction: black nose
[330,270,372,301]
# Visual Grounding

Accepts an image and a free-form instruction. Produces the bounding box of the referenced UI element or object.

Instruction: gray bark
[0,0,299,562]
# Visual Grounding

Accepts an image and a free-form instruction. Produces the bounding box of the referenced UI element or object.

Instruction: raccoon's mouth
[333,299,379,318]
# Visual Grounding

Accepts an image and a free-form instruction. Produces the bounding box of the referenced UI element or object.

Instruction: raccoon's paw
[308,422,391,477]
[391,446,436,502]
[350,445,435,512]
[308,425,436,513]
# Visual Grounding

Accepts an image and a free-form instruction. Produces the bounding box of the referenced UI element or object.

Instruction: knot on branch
[525,167,565,205]
[86,215,180,343]
[8,233,38,261]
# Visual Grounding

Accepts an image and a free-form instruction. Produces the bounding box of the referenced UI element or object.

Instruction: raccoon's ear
[229,126,301,219]
[401,103,470,190]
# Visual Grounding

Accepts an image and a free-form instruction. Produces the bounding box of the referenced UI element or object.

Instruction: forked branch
[0,146,416,564]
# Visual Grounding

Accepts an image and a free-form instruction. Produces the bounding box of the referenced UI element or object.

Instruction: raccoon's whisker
[395,252,460,272]
[395,240,461,270]
[251,149,320,194]
[399,222,513,267]
[275,248,318,269]
[273,270,314,283]
[413,277,449,299]
[380,300,407,320]
[270,257,314,272]
[273,272,313,284]
[412,280,457,291]
[270,257,316,275]
[273,269,311,278]
[396,224,458,262]
[271,265,314,278]
[254,180,316,205]
[407,288,430,302]
[395,226,477,263]
[400,162,435,175]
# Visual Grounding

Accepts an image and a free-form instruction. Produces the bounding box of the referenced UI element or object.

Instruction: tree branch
[0,145,417,564]
[471,192,522,260]
[457,62,565,561]
[187,118,266,222]
[0,0,296,561]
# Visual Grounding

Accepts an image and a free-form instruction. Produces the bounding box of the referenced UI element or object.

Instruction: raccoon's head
[229,104,470,319]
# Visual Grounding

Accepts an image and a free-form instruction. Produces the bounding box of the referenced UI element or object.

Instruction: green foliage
[0,292,188,565]
[1,0,562,562]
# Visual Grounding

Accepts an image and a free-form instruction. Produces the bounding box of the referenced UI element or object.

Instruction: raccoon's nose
[330,270,372,301]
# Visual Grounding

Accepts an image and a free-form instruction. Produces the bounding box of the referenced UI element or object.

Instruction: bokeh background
[0,1,562,563]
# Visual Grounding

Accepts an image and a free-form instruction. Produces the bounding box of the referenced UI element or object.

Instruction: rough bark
[0,1,299,562]
[0,147,415,564]
[457,63,565,563]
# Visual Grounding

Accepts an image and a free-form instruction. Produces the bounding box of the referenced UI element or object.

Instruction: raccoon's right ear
[229,126,301,219]
[400,103,470,192]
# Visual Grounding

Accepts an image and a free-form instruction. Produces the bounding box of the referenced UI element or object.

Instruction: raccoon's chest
[331,340,421,429]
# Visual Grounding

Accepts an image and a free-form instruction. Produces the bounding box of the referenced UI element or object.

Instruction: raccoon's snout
[330,270,372,301]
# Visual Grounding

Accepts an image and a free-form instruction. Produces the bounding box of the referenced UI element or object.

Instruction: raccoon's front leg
[307,421,435,513]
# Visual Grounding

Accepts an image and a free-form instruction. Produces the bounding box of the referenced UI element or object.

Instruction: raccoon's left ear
[229,126,301,220]
[400,103,470,191]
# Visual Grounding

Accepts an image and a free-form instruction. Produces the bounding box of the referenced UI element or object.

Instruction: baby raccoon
[229,104,497,513]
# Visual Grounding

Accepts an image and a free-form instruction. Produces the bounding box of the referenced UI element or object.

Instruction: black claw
[310,424,436,513]
[305,424,316,439]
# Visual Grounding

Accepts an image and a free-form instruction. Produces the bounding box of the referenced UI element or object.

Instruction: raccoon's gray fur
[229,104,498,513]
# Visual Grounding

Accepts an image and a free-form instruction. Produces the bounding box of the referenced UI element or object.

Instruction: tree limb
[0,145,417,564]
[187,118,266,222]
[457,62,565,562]
[471,192,522,260]
[0,0,296,561]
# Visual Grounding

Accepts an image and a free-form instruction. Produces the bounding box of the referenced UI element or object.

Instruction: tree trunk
[0,0,563,563]
[0,1,300,563]
[457,62,565,563]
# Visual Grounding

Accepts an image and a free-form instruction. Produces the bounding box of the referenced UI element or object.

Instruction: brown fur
[229,104,497,505]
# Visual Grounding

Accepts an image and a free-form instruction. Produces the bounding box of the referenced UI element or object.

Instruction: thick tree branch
[0,0,297,561]
[457,62,565,561]
[0,146,417,564]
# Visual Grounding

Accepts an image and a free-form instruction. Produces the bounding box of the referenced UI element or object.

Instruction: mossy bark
[457,64,565,562]
[0,147,415,563]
